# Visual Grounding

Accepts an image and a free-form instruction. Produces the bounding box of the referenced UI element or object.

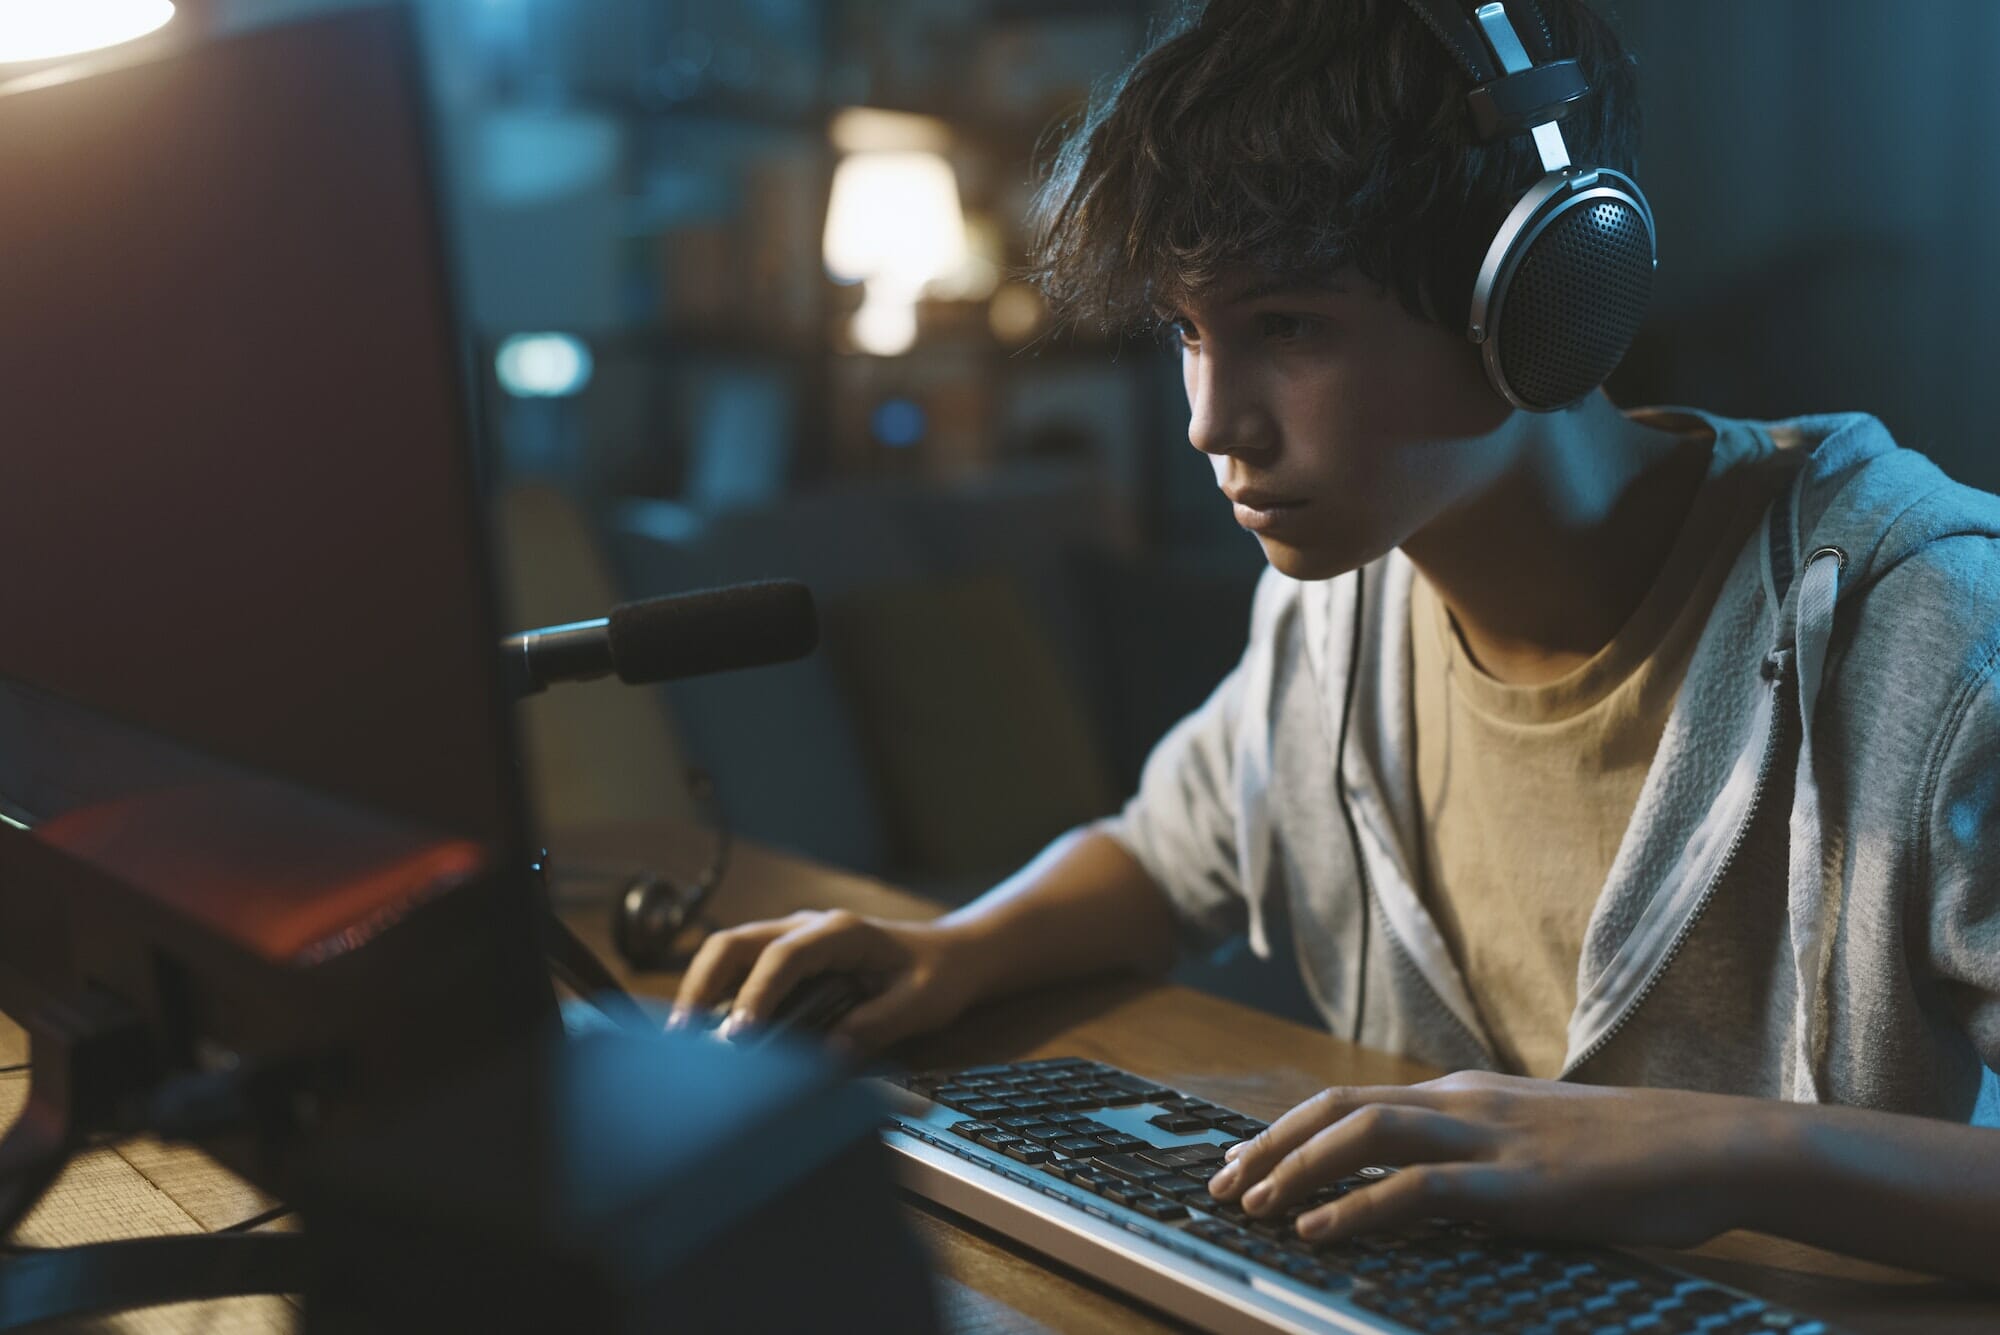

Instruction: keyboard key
[1053,1135,1107,1156]
[1148,1113,1211,1135]
[949,1121,996,1138]
[1019,1125,1068,1144]
[1096,1134,1149,1153]
[1211,1228,1265,1257]
[1149,1174,1211,1199]
[997,1114,1044,1129]
[1129,1194,1189,1220]
[1105,1074,1169,1097]
[1096,1154,1172,1182]
[976,1131,1023,1151]
[1219,1118,1268,1138]
[1004,1097,1060,1114]
[961,1099,1011,1116]
[1004,1143,1052,1165]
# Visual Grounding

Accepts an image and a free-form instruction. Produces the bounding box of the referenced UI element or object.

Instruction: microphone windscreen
[606,581,819,684]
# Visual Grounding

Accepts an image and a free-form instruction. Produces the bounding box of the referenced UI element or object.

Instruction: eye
[1159,316,1200,350]
[1258,313,1322,342]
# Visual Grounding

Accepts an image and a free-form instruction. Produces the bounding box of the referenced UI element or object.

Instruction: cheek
[1269,353,1502,571]
[1365,324,1506,440]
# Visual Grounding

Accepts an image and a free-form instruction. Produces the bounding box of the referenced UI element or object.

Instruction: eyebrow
[1215,276,1351,306]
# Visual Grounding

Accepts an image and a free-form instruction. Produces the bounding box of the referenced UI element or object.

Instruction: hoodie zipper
[1563,661,1790,1077]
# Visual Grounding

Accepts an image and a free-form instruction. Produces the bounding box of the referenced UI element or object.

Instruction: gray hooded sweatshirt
[1102,409,2000,1125]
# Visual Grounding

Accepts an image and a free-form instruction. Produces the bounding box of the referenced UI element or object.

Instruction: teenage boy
[673,0,2000,1278]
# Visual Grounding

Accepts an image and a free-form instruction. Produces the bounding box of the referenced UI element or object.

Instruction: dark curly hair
[1027,0,1639,333]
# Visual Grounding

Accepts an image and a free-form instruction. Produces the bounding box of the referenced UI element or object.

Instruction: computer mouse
[686,972,870,1046]
[763,971,870,1039]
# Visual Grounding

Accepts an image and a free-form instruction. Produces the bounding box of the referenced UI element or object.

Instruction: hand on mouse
[669,910,984,1053]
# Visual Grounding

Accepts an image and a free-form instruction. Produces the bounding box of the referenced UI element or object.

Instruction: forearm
[1739,1101,2000,1284]
[937,827,1179,1004]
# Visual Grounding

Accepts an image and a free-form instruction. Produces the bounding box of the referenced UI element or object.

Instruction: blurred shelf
[598,323,823,363]
[575,89,831,137]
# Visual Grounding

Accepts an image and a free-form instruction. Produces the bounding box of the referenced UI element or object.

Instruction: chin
[1255,535,1378,583]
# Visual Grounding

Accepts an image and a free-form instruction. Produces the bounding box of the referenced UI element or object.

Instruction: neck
[1401,393,1710,686]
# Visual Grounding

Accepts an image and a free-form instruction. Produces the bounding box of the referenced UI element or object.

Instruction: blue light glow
[496,332,594,398]
[870,398,925,448]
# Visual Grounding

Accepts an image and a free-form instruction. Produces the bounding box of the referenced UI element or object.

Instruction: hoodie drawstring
[1786,546,1844,1103]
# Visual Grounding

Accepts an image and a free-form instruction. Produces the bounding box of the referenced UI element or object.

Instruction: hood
[1765,415,2000,1101]
[1562,411,2000,1097]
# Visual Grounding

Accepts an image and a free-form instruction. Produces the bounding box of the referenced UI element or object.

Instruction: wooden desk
[6,824,1995,1333]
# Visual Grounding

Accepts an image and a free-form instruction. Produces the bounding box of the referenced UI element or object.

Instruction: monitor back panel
[0,9,514,853]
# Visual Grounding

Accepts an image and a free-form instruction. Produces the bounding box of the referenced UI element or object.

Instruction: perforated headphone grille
[1494,196,1654,411]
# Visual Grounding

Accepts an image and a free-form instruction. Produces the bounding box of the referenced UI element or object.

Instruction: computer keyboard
[880,1057,1839,1335]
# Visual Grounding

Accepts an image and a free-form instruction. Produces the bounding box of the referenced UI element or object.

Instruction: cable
[1337,572,1372,1045]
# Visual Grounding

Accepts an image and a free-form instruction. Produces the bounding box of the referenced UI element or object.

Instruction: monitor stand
[0,893,653,1331]
[0,989,310,1329]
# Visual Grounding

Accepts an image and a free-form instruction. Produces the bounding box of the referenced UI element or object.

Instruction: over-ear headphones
[610,770,733,970]
[1400,0,1656,412]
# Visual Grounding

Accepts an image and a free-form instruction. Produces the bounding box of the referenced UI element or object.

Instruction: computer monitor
[0,3,552,1189]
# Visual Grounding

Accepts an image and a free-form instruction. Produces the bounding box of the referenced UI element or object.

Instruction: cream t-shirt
[1410,420,1784,1077]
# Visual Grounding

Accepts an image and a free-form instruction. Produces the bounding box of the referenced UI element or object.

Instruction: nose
[1185,350,1275,460]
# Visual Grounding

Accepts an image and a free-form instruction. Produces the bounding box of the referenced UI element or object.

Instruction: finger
[729,912,878,1028]
[671,918,798,1020]
[1208,1087,1362,1198]
[1240,1104,1486,1217]
[1211,1084,1443,1198]
[1297,1163,1504,1242]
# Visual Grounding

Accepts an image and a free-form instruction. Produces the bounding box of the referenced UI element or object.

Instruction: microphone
[503,581,818,697]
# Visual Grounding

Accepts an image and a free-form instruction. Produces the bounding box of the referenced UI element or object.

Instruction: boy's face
[1168,267,1515,581]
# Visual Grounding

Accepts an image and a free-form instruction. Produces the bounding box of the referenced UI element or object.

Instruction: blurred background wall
[207,0,2000,1019]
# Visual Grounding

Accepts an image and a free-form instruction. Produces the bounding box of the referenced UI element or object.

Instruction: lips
[1225,490,1303,511]
[1225,490,1308,534]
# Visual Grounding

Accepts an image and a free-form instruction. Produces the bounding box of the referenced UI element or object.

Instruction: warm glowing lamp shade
[0,1,177,63]
[823,150,968,356]
[823,152,967,289]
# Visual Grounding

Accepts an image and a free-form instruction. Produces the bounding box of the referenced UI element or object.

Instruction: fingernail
[666,1006,688,1030]
[717,1010,750,1040]
[1223,1142,1245,1162]
[1208,1163,1239,1195]
[1298,1209,1331,1240]
[1242,1182,1272,1213]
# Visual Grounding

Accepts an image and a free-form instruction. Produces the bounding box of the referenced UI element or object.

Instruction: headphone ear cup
[1475,171,1657,411]
[612,875,698,971]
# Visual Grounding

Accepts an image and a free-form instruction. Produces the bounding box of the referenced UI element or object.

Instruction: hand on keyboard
[1204,1070,1778,1252]
[668,909,985,1051]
